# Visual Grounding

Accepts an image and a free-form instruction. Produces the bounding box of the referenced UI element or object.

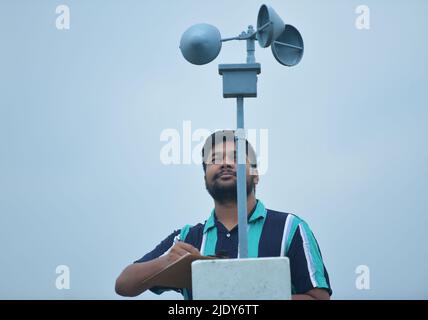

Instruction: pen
[173,235,181,244]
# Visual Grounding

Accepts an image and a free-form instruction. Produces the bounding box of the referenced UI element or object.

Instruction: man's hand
[163,241,201,265]
[115,241,200,297]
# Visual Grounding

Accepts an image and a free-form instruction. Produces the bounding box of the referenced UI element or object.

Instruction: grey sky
[0,0,427,299]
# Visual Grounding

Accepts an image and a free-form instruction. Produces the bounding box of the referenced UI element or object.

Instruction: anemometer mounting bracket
[218,63,261,98]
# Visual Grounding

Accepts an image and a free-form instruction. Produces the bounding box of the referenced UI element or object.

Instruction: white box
[191,257,291,300]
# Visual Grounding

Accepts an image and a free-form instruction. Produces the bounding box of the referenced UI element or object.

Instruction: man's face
[204,140,259,203]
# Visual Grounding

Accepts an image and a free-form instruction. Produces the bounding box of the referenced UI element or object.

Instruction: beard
[205,172,255,203]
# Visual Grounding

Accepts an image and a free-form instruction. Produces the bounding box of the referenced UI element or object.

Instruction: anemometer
[179,4,303,258]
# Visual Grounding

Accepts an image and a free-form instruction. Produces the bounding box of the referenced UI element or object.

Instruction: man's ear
[250,167,259,185]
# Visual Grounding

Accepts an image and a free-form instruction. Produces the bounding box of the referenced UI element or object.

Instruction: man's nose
[222,154,235,166]
[220,161,234,169]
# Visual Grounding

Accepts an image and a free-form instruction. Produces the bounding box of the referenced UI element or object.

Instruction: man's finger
[173,245,191,254]
[176,242,200,255]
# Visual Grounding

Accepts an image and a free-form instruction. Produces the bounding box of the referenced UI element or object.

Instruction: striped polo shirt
[134,199,332,299]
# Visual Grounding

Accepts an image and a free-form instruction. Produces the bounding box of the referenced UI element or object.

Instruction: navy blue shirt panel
[213,220,239,258]
[258,210,288,257]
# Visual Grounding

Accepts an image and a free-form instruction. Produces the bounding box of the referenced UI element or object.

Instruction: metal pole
[236,97,248,258]
[246,26,256,64]
[235,24,256,258]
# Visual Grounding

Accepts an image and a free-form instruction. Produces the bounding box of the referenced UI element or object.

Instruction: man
[115,130,332,300]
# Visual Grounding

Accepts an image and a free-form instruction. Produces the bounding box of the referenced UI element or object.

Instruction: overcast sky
[1,0,427,299]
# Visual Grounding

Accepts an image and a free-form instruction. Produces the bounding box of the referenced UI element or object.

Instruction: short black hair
[201,130,257,173]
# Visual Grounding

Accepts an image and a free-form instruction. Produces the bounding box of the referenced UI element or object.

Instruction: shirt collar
[203,199,267,234]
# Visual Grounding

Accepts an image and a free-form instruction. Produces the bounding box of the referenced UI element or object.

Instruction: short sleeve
[287,221,332,296]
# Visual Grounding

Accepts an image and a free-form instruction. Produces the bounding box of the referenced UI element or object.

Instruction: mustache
[214,170,236,179]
